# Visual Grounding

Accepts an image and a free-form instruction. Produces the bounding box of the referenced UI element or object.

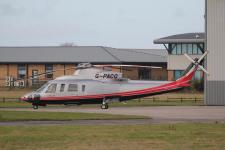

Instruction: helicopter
[21,51,208,109]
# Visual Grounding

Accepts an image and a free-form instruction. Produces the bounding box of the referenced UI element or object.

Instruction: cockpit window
[36,82,50,93]
[68,84,78,92]
[45,83,57,93]
[60,84,65,92]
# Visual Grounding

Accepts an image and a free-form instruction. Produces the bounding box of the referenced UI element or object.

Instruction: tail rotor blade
[199,65,209,75]
[184,53,195,63]
[198,51,209,63]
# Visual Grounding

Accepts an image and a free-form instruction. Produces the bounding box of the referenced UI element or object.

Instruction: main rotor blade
[198,50,209,63]
[94,64,162,69]
[29,67,77,79]
[10,67,78,82]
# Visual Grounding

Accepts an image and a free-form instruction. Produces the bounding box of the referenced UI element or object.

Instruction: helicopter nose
[21,93,32,101]
[21,95,28,101]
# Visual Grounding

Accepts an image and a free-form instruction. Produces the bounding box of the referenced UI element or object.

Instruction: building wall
[168,70,174,81]
[206,0,225,105]
[0,63,168,87]
[8,64,17,79]
[0,64,8,80]
[0,64,8,86]
[27,64,45,86]
[151,68,167,80]
[28,64,45,80]
[53,64,65,78]
[65,64,76,75]
[122,68,139,80]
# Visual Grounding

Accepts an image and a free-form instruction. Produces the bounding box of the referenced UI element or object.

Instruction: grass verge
[0,111,147,122]
[0,123,225,150]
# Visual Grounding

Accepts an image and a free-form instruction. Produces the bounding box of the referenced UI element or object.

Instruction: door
[32,70,39,86]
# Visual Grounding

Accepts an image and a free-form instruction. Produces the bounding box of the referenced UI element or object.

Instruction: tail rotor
[184,51,209,75]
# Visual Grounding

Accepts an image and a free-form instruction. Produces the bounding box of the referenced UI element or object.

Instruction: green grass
[0,88,32,98]
[0,101,31,108]
[0,111,147,122]
[0,123,225,150]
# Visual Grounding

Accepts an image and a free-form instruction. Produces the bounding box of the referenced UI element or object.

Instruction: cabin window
[60,84,65,92]
[68,84,78,92]
[45,83,57,93]
[82,85,85,92]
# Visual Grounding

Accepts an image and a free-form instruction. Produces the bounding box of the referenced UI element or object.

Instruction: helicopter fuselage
[21,77,175,106]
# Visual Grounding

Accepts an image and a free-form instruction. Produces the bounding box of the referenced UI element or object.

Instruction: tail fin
[176,51,209,86]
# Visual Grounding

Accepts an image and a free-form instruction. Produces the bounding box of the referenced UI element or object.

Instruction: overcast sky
[0,0,204,48]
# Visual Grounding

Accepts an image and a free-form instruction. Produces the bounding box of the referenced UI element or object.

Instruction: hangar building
[0,46,167,87]
[205,0,225,105]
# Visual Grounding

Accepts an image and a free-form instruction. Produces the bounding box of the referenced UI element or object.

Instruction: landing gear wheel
[33,105,39,109]
[101,103,109,109]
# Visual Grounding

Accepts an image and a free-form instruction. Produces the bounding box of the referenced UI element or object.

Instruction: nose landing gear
[33,105,39,109]
[31,94,41,110]
[101,98,109,109]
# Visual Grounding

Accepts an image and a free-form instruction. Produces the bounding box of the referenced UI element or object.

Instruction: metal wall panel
[206,0,225,105]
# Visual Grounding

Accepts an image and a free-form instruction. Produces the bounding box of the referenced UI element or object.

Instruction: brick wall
[65,64,76,75]
[0,64,8,80]
[8,64,17,78]
[151,68,167,80]
[53,64,65,78]
[122,67,139,80]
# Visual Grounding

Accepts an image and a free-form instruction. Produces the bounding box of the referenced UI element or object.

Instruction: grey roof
[0,46,167,64]
[154,32,205,44]
[105,47,167,63]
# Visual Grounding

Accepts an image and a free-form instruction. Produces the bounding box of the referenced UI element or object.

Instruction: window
[18,64,26,79]
[138,68,150,80]
[187,44,193,54]
[170,43,204,55]
[182,44,187,54]
[193,71,202,80]
[60,84,65,92]
[176,44,182,54]
[45,64,53,79]
[174,70,184,80]
[36,82,50,93]
[45,83,57,93]
[68,84,78,92]
[197,44,203,54]
[171,44,177,54]
[82,85,86,92]
[193,44,198,54]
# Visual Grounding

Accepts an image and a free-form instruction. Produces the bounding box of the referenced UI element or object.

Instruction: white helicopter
[21,51,208,109]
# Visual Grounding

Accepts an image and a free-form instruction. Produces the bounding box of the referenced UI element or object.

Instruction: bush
[192,78,204,92]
